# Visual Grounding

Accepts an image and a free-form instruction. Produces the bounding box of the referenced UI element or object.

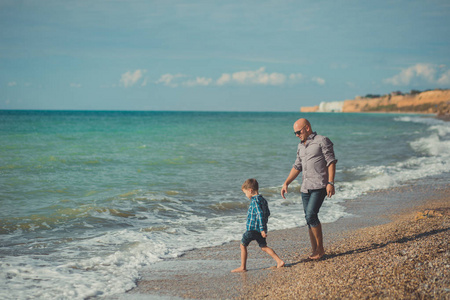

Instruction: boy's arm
[261,231,267,238]
[254,199,265,233]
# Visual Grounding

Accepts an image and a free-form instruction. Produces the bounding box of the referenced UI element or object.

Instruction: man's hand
[281,169,300,199]
[281,184,288,199]
[327,184,335,198]
[261,231,267,238]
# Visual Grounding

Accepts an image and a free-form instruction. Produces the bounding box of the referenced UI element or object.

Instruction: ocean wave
[394,115,442,125]
[208,201,249,212]
[410,133,450,156]
[337,117,449,200]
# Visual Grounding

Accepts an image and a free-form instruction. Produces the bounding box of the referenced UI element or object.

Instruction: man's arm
[326,162,336,198]
[281,167,301,199]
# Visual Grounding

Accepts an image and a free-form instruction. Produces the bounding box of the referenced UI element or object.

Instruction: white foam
[0,209,255,299]
[337,116,449,200]
[0,230,163,299]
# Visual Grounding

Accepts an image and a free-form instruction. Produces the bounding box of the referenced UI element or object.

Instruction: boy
[231,178,285,272]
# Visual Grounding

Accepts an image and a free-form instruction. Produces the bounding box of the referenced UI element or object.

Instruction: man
[281,118,337,260]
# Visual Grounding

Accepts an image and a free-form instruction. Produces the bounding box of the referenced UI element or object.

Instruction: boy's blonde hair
[242,178,259,191]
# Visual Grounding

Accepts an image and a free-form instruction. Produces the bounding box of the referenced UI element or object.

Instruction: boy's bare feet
[231,267,247,273]
[277,261,285,268]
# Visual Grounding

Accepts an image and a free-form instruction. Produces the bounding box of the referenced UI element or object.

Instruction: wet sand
[124,176,449,299]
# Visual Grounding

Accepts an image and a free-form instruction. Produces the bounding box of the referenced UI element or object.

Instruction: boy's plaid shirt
[246,195,267,232]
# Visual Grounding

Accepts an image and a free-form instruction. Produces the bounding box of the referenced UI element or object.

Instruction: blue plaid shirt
[246,195,268,232]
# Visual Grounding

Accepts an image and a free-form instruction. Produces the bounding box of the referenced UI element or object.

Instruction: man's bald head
[293,118,312,142]
[294,118,311,130]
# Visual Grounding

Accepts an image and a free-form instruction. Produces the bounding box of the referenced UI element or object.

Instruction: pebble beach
[238,193,449,299]
[127,177,449,299]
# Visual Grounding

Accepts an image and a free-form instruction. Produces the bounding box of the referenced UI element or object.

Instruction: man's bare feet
[231,267,247,273]
[309,251,324,260]
[277,261,285,268]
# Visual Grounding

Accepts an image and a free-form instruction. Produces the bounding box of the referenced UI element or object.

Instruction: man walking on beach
[281,118,337,260]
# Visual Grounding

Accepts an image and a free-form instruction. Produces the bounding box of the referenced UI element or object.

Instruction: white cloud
[222,67,287,86]
[383,63,449,86]
[437,69,450,85]
[312,77,325,85]
[155,73,185,87]
[156,67,325,88]
[183,77,213,87]
[216,73,232,86]
[215,68,319,86]
[120,69,147,87]
[217,67,288,86]
[289,73,304,81]
[8,81,17,86]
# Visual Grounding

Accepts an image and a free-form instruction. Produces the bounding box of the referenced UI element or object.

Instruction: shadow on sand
[286,226,449,267]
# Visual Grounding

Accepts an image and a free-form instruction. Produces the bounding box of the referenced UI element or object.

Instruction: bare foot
[308,249,324,259]
[231,267,247,273]
[277,261,285,268]
[309,252,324,260]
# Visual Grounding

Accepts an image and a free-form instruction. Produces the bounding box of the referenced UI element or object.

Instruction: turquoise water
[1,111,449,299]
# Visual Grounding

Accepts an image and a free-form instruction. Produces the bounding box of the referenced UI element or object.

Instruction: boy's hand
[261,231,267,238]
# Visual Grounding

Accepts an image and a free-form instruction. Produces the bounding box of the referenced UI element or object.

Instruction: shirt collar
[301,131,317,144]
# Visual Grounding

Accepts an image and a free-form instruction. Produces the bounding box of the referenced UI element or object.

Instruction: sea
[1,111,449,299]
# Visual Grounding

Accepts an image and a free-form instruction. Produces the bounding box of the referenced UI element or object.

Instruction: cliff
[301,89,450,115]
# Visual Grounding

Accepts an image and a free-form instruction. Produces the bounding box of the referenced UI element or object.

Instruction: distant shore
[301,89,450,115]
[125,175,449,299]
[437,113,450,122]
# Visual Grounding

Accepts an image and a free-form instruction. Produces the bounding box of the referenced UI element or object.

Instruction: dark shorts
[241,230,267,247]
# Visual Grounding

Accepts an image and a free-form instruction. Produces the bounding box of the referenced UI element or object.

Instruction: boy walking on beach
[231,178,285,273]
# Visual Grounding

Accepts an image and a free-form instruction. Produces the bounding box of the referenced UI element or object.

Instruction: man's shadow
[285,226,449,267]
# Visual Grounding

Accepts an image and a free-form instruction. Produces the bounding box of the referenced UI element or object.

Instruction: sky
[1,0,449,112]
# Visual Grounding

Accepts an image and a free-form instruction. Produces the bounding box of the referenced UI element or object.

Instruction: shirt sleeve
[292,144,303,171]
[254,199,265,232]
[321,137,338,166]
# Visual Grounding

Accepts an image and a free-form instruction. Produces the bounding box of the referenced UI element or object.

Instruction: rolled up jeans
[301,188,327,228]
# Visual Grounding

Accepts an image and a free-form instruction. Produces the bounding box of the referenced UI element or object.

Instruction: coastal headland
[301,89,450,115]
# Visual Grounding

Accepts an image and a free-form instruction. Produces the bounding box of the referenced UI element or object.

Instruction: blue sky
[1,0,449,111]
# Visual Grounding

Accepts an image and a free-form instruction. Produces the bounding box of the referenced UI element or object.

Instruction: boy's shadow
[286,226,449,267]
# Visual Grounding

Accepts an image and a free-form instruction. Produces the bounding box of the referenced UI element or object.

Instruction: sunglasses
[294,125,306,136]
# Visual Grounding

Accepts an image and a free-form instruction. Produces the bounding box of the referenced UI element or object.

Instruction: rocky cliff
[301,89,450,115]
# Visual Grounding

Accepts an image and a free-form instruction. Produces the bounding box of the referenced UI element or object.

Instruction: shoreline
[238,192,449,299]
[436,113,450,122]
[122,176,449,299]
